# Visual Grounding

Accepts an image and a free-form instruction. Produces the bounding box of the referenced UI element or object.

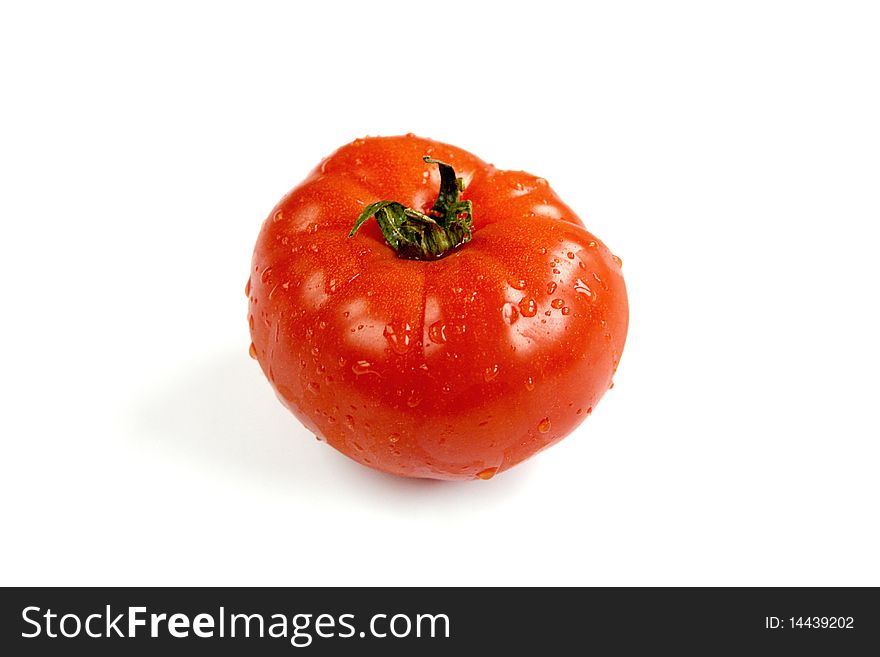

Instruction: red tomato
[247,135,628,480]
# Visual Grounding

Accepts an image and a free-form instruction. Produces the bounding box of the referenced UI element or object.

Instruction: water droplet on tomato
[608,380,615,390]
[483,364,500,382]
[561,306,571,315]
[509,278,527,290]
[352,360,375,376]
[501,302,520,325]
[248,314,255,331]
[345,415,355,429]
[526,376,535,391]
[383,323,414,354]
[244,279,251,297]
[475,467,498,480]
[567,252,575,259]
[308,243,319,254]
[387,433,400,444]
[546,281,557,294]
[406,390,422,408]
[519,297,538,317]
[351,441,364,452]
[428,321,447,344]
[574,279,594,299]
[612,254,623,268]
[588,240,597,249]
[260,267,272,284]
[538,417,551,433]
[307,381,320,393]
[273,210,284,223]
[551,298,565,309]
[248,343,257,359]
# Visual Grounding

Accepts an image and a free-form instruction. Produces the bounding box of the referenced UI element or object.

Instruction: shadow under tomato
[130,349,533,508]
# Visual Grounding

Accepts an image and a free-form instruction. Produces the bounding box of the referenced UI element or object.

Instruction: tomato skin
[248,135,628,480]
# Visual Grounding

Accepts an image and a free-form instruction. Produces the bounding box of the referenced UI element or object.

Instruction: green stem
[349,156,473,260]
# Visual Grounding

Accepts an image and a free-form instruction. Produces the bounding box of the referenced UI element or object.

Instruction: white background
[2,1,878,586]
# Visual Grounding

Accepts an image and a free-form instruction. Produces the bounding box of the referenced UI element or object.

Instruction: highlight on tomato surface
[247,134,628,480]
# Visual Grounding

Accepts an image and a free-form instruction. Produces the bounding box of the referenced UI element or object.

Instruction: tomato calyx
[349,157,473,260]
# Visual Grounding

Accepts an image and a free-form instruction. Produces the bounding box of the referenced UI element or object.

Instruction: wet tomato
[247,135,628,480]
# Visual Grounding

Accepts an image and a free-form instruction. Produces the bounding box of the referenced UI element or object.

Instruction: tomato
[247,135,628,480]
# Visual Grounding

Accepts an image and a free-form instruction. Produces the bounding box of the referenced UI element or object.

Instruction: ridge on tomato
[247,134,628,480]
